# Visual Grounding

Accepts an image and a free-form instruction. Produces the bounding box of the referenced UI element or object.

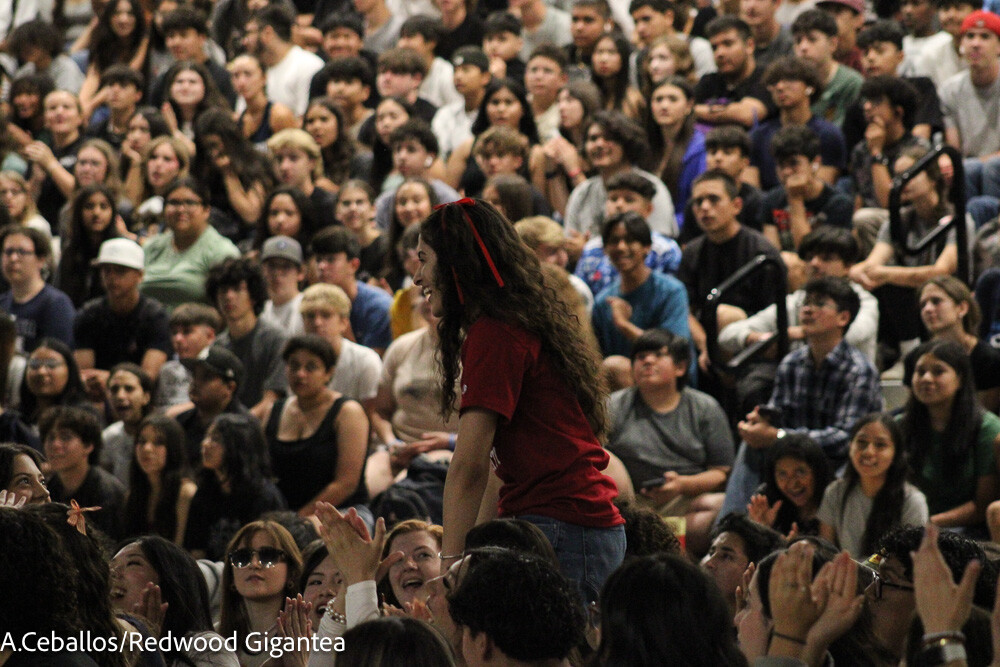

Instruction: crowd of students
[6,0,1000,662]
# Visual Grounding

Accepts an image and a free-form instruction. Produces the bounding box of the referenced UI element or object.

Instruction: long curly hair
[418,199,606,436]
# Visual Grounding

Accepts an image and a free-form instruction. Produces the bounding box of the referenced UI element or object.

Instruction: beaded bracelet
[325,606,347,625]
[921,631,966,647]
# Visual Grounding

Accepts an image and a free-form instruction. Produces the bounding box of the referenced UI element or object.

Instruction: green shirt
[140,226,239,310]
[910,411,999,516]
[812,64,863,128]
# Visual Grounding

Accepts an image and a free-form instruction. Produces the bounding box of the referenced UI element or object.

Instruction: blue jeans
[718,443,766,523]
[518,514,626,605]
[964,157,1000,199]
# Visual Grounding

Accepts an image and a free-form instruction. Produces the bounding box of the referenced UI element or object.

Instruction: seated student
[700,512,786,614]
[74,239,172,404]
[311,57,375,143]
[525,43,571,143]
[680,125,764,244]
[432,46,492,160]
[374,47,438,127]
[565,0,616,81]
[174,345,250,468]
[720,226,879,395]
[7,20,85,94]
[694,16,774,129]
[719,275,883,518]
[259,236,305,338]
[842,20,942,150]
[100,363,154,488]
[608,329,733,555]
[299,283,383,429]
[470,126,549,212]
[849,145,975,367]
[398,15,463,109]
[482,11,527,83]
[373,120,461,228]
[310,227,393,355]
[574,172,683,297]
[447,550,585,659]
[85,65,144,150]
[516,216,595,312]
[791,9,863,127]
[43,405,127,538]
[156,303,222,409]
[761,125,854,287]
[564,111,678,242]
[748,56,848,191]
[266,128,338,215]
[205,257,288,419]
[847,74,928,256]
[152,6,237,108]
[317,13,377,71]
[0,225,75,352]
[679,170,783,372]
[591,212,691,359]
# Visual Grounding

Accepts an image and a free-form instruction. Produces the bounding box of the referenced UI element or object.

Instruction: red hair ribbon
[67,499,101,535]
[434,199,505,298]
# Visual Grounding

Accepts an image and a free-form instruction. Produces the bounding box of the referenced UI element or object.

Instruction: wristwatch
[775,428,787,440]
[916,641,966,667]
[872,153,891,167]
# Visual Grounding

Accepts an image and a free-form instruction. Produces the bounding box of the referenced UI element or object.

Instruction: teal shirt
[909,411,999,516]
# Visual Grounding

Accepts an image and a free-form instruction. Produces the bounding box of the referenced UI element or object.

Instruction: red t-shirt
[460,317,623,528]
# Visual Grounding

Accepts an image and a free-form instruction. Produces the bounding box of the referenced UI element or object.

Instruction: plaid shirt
[574,232,682,296]
[770,339,883,462]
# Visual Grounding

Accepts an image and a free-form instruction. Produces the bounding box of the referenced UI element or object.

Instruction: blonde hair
[78,138,123,195]
[645,34,696,86]
[473,126,529,162]
[301,283,351,318]
[0,171,39,224]
[267,129,324,180]
[514,216,564,250]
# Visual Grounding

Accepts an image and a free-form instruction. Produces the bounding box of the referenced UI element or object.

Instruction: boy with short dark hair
[432,46,492,158]
[310,226,393,355]
[87,65,145,149]
[567,0,614,79]
[319,13,373,64]
[526,43,569,140]
[680,125,763,242]
[791,9,863,126]
[761,125,854,275]
[399,15,462,108]
[483,11,527,82]
[154,7,237,107]
[205,257,288,418]
[157,302,223,408]
[311,57,375,142]
[8,20,84,94]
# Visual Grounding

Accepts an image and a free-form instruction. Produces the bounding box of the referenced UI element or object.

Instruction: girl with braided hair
[414,198,624,604]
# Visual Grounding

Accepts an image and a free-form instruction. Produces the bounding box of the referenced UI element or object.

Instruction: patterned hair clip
[67,499,101,536]
[433,199,505,303]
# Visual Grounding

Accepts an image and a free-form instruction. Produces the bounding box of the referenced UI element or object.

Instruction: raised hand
[912,522,980,634]
[747,493,781,527]
[276,595,314,667]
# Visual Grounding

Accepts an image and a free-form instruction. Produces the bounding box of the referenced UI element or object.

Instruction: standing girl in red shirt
[415,198,624,603]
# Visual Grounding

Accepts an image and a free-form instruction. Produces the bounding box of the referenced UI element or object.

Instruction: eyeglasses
[3,248,34,258]
[165,198,204,209]
[228,547,286,568]
[28,358,66,370]
[800,297,838,309]
[868,569,914,599]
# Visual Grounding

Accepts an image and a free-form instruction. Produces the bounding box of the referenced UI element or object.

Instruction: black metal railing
[702,254,789,374]
[887,144,970,285]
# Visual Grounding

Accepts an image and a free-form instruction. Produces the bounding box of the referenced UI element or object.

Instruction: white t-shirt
[266,45,324,116]
[260,293,305,338]
[329,338,382,402]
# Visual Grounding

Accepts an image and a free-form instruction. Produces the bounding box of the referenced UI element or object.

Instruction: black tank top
[265,396,369,511]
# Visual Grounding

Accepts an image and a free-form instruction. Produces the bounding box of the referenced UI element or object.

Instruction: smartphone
[640,477,665,491]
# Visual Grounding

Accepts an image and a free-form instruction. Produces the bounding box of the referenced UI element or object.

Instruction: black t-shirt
[759,183,855,250]
[694,66,776,122]
[37,135,84,225]
[73,295,173,370]
[677,225,785,317]
[48,465,126,539]
[435,13,486,61]
[184,475,287,560]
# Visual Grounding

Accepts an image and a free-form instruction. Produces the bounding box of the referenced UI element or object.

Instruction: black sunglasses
[228,547,286,568]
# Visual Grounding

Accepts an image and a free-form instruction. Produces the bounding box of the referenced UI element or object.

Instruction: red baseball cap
[961,10,1000,38]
